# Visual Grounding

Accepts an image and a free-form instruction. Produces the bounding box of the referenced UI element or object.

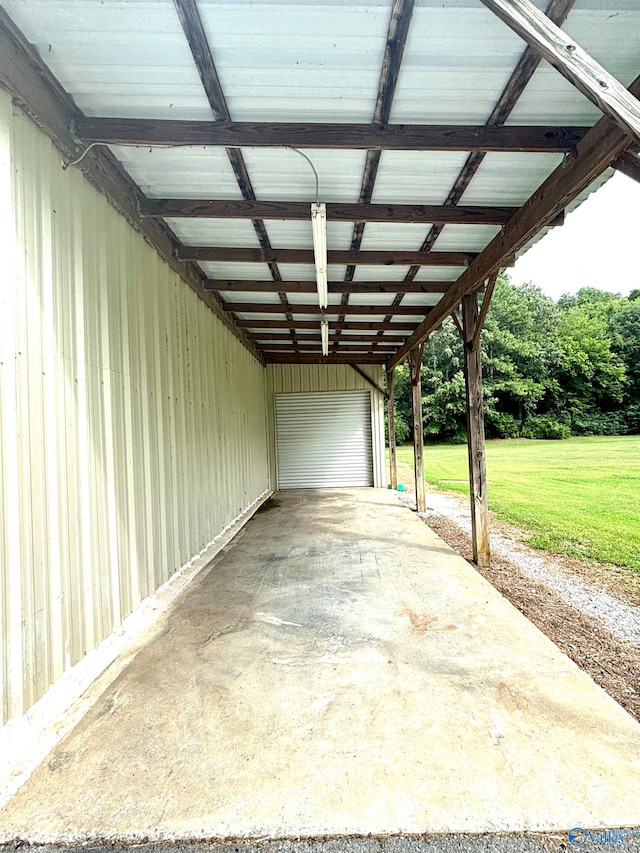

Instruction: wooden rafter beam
[470,272,499,352]
[614,150,640,185]
[236,320,417,331]
[264,354,388,364]
[206,279,450,294]
[222,302,431,316]
[173,0,298,350]
[259,345,396,354]
[337,0,414,330]
[183,247,475,266]
[247,333,408,343]
[75,117,588,152]
[480,0,640,145]
[141,199,517,225]
[387,74,640,371]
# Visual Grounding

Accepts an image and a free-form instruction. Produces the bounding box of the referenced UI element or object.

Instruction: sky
[509,170,640,302]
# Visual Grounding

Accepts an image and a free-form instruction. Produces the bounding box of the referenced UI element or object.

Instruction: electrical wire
[285,146,320,205]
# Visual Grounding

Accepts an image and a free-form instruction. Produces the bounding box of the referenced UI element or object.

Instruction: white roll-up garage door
[275,391,373,489]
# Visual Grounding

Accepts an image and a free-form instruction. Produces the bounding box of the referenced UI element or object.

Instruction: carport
[1,0,640,844]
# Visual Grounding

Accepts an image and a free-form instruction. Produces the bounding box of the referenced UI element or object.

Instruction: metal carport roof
[1,0,638,366]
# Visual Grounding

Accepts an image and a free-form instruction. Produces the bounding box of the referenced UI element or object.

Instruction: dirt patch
[256,498,281,513]
[400,606,438,635]
[389,459,640,723]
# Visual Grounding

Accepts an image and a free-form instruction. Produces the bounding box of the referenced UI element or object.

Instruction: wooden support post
[408,345,426,513]
[462,293,491,567]
[387,368,398,490]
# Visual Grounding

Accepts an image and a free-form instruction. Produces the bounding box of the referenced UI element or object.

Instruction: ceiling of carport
[2,0,639,365]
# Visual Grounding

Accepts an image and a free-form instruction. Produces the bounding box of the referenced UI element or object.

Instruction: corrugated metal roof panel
[198,261,272,279]
[165,218,260,247]
[198,0,390,122]
[3,0,214,119]
[217,291,282,304]
[348,293,397,307]
[433,224,502,252]
[414,267,462,281]
[360,223,433,251]
[241,149,368,202]
[109,147,243,199]
[372,151,471,204]
[352,266,412,281]
[390,1,527,124]
[262,220,354,250]
[459,153,564,206]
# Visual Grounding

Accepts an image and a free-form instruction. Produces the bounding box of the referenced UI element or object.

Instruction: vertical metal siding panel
[97,196,121,631]
[41,134,64,685]
[155,260,169,579]
[17,115,44,711]
[165,277,181,573]
[144,252,163,587]
[118,221,140,614]
[52,161,79,676]
[72,175,96,658]
[0,94,23,720]
[1,98,271,725]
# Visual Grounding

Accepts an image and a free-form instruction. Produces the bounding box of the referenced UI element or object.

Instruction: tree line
[390,277,640,443]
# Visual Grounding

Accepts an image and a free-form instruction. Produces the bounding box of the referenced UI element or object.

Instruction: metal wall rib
[0,93,271,726]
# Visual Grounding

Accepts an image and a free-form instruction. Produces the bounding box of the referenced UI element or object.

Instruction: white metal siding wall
[0,94,270,726]
[276,392,373,489]
[267,364,385,488]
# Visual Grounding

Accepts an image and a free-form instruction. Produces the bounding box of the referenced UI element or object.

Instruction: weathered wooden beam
[206,279,451,294]
[387,367,398,490]
[184,247,475,266]
[264,354,388,364]
[75,117,588,152]
[0,7,262,363]
[337,0,415,335]
[261,346,396,355]
[386,74,640,371]
[237,319,416,331]
[480,0,640,145]
[223,302,431,316]
[347,363,387,395]
[470,272,499,352]
[408,345,426,513]
[173,0,229,118]
[248,332,407,343]
[614,150,640,185]
[142,199,517,225]
[462,293,491,568]
[450,310,464,339]
[173,0,298,349]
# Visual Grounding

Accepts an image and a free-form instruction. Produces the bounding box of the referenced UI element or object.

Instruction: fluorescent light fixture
[311,202,328,309]
[321,318,329,357]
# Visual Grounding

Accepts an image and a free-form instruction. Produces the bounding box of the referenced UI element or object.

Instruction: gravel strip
[397,488,640,651]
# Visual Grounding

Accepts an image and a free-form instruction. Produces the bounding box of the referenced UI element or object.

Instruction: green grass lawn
[395,436,640,572]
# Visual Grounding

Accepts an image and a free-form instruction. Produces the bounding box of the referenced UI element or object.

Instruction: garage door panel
[275,391,373,489]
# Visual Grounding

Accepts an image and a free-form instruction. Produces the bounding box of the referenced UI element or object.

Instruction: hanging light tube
[311,202,328,309]
[321,318,329,357]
